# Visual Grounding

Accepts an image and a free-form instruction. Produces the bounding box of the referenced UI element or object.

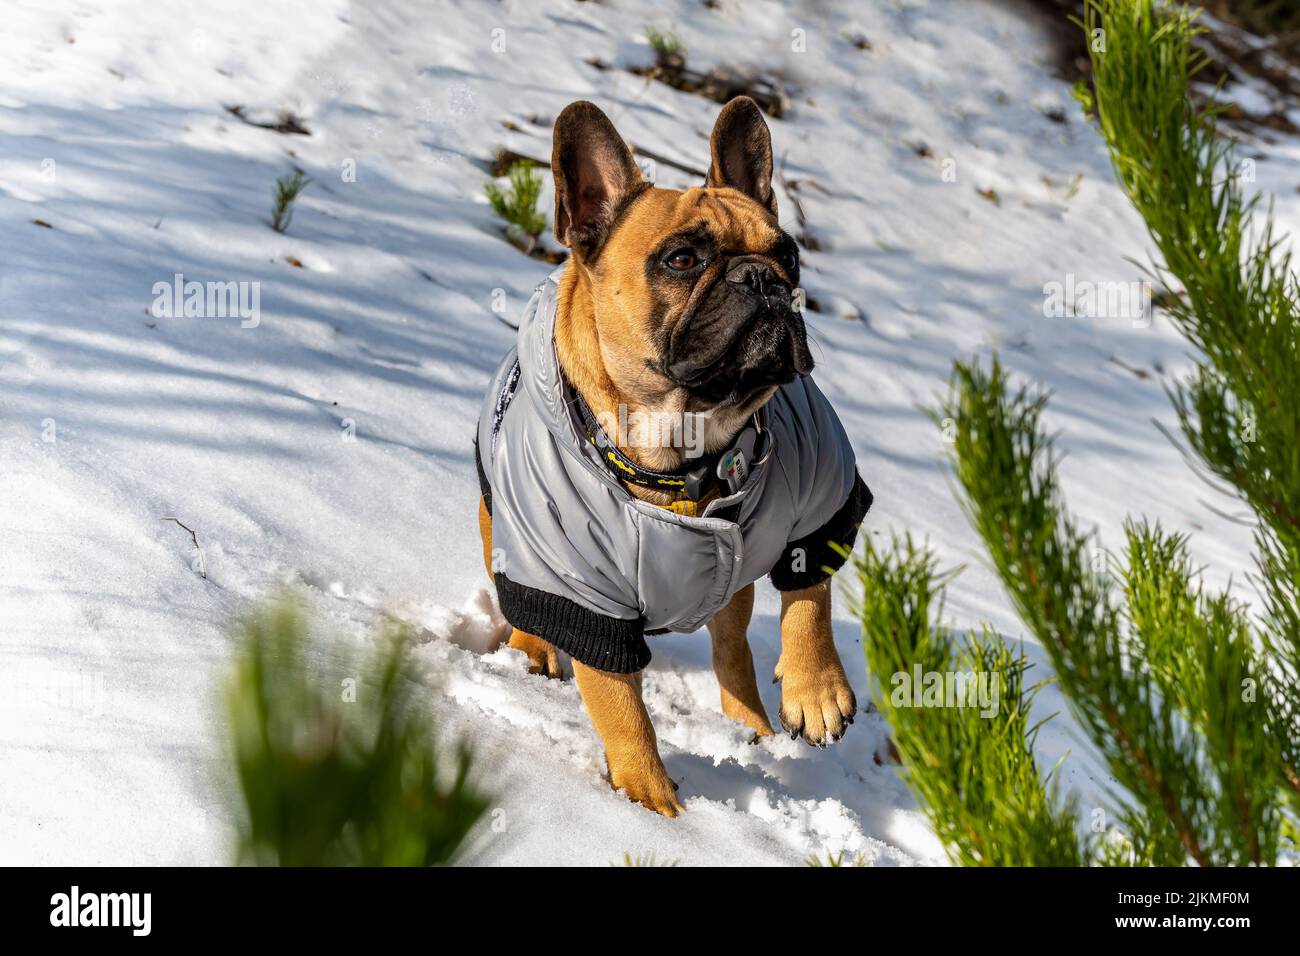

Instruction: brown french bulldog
[477,97,856,816]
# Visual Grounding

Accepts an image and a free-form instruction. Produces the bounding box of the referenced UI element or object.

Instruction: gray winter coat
[475,267,871,672]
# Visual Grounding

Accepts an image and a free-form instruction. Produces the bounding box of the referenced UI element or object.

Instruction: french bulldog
[476,97,866,816]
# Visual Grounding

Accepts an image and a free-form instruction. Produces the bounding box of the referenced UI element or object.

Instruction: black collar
[570,389,759,501]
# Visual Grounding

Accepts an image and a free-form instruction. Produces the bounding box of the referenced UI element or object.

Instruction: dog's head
[552,97,811,417]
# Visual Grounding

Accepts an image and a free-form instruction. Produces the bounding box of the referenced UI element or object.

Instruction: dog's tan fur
[706,583,774,740]
[477,98,856,815]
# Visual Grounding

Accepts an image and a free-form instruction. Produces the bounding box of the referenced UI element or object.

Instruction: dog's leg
[706,584,775,739]
[478,497,563,679]
[774,579,857,746]
[507,630,564,678]
[572,660,683,817]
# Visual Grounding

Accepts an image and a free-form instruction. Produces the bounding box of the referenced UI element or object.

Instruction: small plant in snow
[485,161,546,255]
[645,26,686,66]
[270,169,311,233]
[224,601,490,866]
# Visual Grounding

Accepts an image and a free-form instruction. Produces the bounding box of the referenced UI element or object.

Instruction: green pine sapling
[645,26,686,71]
[224,602,490,866]
[485,161,547,255]
[1083,0,1300,826]
[850,525,1085,866]
[271,169,311,233]
[849,0,1300,869]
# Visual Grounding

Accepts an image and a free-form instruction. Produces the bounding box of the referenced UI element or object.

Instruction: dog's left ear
[706,96,776,216]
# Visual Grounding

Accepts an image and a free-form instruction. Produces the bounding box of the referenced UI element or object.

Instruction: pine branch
[849,533,1086,866]
[224,601,490,866]
[929,346,1298,863]
[1086,0,1300,844]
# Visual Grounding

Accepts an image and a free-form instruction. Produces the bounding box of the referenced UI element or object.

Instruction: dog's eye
[665,249,699,271]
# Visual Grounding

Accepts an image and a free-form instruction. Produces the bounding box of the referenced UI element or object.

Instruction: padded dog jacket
[476,266,871,672]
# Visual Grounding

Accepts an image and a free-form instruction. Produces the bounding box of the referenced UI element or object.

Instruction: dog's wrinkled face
[602,187,811,410]
[551,97,812,418]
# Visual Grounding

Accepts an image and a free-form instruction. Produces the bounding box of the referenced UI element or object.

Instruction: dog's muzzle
[665,257,814,406]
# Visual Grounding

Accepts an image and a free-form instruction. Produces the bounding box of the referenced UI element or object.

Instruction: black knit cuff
[474,437,493,515]
[769,470,872,591]
[494,572,650,673]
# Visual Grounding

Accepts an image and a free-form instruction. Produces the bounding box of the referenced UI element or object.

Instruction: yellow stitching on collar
[605,451,637,475]
[604,451,688,487]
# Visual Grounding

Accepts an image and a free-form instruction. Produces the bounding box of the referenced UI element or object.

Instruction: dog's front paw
[775,660,857,747]
[608,756,684,818]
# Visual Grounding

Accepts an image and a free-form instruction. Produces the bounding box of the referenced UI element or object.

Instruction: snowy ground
[2,0,1296,866]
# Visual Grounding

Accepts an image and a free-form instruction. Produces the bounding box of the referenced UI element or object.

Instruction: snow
[1,0,1293,866]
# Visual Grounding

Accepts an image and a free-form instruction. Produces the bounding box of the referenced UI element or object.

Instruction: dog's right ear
[552,101,645,259]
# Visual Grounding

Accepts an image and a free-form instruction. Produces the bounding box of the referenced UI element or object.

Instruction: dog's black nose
[726,258,781,297]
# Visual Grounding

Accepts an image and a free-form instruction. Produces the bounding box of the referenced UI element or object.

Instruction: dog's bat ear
[706,96,776,217]
[551,101,645,258]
